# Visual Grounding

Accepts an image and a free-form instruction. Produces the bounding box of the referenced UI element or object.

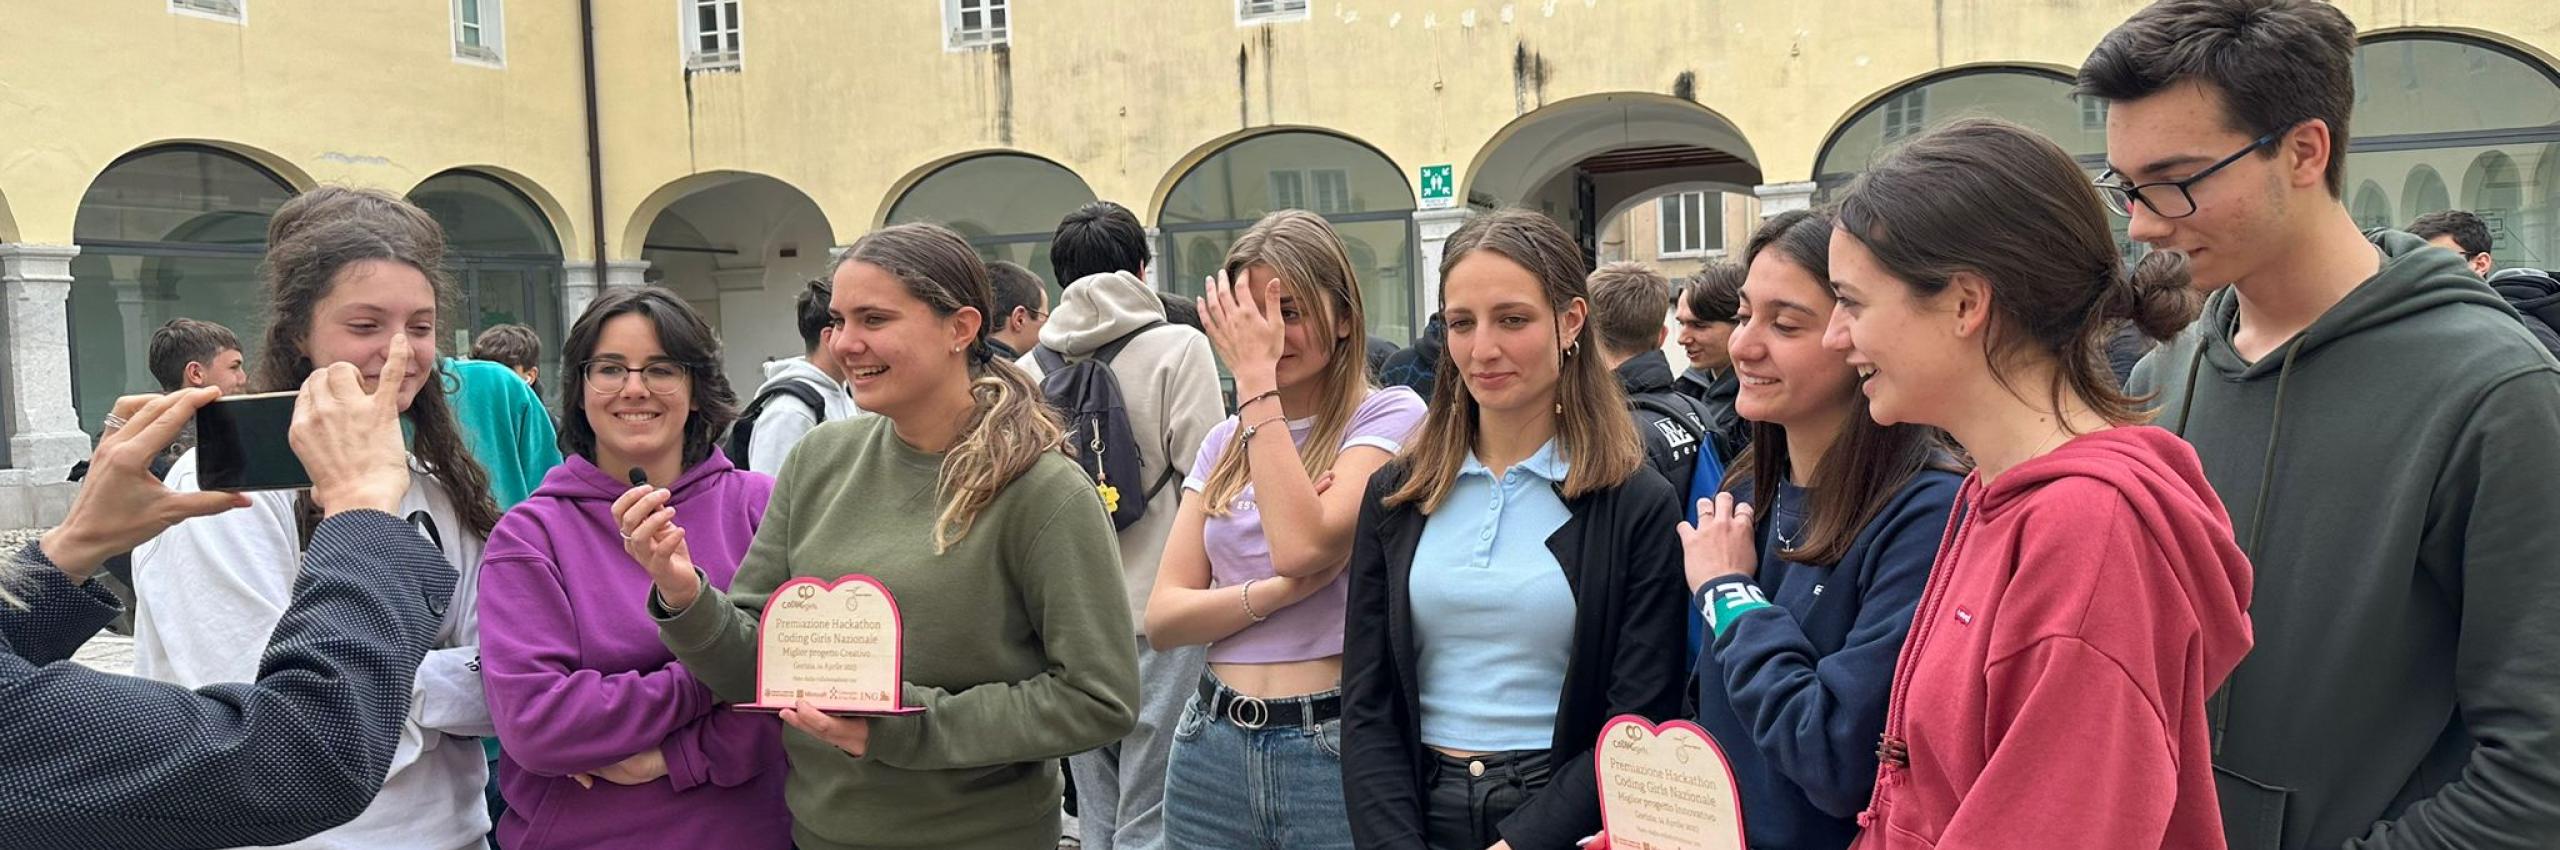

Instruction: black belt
[1195,675,1342,729]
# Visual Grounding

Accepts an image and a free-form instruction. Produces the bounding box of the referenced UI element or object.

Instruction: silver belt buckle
[1225,694,1270,729]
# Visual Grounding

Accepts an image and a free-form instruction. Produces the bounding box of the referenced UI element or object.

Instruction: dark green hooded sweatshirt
[2130,230,2560,850]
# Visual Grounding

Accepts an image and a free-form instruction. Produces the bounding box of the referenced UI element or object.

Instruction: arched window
[68,145,296,433]
[1815,68,2128,253]
[1159,131,1418,342]
[2351,34,2560,271]
[1814,68,2107,199]
[2402,166,2452,224]
[411,171,567,398]
[887,154,1098,296]
[2351,180,2394,231]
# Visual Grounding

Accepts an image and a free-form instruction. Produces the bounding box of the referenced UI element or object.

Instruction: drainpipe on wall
[580,0,608,285]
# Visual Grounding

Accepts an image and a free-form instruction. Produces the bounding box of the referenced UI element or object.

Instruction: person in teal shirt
[444,356,562,510]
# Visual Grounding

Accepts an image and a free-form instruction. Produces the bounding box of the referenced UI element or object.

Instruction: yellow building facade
[2,0,2556,525]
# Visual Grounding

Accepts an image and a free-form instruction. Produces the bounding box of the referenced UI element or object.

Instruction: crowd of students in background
[6,1,2560,849]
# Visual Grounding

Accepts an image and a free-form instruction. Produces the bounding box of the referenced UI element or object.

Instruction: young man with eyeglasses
[2082,2,2560,849]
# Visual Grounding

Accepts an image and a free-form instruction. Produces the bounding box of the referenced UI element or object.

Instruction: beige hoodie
[1019,270,1224,633]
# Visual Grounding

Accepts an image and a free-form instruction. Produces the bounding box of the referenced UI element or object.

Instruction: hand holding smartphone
[195,392,313,492]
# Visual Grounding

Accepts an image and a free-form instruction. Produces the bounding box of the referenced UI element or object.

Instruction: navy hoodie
[1691,470,1959,850]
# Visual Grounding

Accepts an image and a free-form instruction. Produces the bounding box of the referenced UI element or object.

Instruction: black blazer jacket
[1340,459,1690,850]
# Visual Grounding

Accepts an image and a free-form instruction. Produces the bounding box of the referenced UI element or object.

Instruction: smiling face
[193,348,250,396]
[1729,250,1858,428]
[2103,81,2317,291]
[302,259,438,410]
[1825,230,1981,429]
[825,260,980,422]
[579,313,694,473]
[1675,298,1736,371]
[1442,251,1583,419]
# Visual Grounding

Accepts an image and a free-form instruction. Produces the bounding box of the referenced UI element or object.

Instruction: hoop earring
[1565,340,1580,358]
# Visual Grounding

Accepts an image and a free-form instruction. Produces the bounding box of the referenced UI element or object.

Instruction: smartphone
[195,391,313,492]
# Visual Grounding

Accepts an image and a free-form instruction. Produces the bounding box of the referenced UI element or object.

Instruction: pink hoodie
[1851,427,2253,849]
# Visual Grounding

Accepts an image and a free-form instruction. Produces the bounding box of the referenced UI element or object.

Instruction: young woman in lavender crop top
[1145,210,1425,850]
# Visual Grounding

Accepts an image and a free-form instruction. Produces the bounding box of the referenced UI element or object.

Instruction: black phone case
[194,392,312,492]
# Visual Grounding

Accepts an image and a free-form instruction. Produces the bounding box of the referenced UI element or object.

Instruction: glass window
[2397,165,2452,224]
[410,171,567,403]
[69,146,295,435]
[2352,180,2393,231]
[887,154,1098,297]
[2348,35,2560,272]
[169,0,244,22]
[947,0,1008,48]
[1240,0,1309,23]
[685,0,742,70]
[1821,69,2133,253]
[454,0,502,63]
[1656,191,1719,257]
[1815,69,2104,200]
[1160,131,1418,344]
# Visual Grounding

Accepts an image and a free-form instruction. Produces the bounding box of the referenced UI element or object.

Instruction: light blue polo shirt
[1411,438,1577,753]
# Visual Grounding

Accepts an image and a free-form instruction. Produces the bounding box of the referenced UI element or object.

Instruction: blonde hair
[1198,211,1373,517]
[1387,209,1645,512]
[837,224,1068,552]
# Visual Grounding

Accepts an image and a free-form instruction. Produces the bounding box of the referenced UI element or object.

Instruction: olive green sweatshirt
[2131,230,2560,850]
[658,416,1139,850]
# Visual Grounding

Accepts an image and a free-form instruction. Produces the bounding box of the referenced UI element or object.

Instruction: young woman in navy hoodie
[1626,208,1962,850]
[1825,118,2254,850]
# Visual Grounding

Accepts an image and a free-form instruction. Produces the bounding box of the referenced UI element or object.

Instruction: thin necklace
[1772,490,1802,549]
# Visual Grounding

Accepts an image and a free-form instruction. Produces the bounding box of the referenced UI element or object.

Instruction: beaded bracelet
[1240,578,1271,622]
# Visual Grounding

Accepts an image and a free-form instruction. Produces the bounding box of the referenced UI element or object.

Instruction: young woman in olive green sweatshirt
[637,223,1141,849]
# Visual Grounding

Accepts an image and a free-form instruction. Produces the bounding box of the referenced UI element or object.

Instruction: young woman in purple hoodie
[477,287,791,849]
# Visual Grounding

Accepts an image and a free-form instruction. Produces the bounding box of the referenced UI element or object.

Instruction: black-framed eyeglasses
[2095,125,2291,220]
[583,359,691,395]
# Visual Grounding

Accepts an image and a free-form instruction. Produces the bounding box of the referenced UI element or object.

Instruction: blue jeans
[1163,684,1353,850]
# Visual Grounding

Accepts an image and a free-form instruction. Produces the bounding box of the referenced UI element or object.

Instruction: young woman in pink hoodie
[1822,117,2255,849]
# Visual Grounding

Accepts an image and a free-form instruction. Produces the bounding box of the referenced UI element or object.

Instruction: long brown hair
[254,186,502,541]
[1833,118,2194,428]
[1722,209,1959,565]
[1199,210,1371,516]
[1387,209,1643,511]
[836,223,1067,552]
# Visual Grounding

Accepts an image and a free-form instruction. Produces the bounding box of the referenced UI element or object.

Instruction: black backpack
[725,380,830,467]
[1034,321,1177,531]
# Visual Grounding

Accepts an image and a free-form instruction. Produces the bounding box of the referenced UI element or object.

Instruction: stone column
[1142,227,1168,290]
[604,259,651,290]
[1,244,93,528]
[561,259,651,322]
[1412,207,1475,321]
[111,270,152,392]
[2,244,91,475]
[1753,181,1818,219]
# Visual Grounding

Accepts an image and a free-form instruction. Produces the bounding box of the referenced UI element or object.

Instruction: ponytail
[932,326,1067,553]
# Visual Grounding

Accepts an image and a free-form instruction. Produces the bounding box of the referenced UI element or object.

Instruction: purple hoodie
[478,450,791,849]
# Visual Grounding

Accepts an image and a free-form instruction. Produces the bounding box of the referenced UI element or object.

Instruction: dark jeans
[1423,749,1552,850]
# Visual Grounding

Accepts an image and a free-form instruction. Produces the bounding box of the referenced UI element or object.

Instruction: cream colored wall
[2,0,2553,258]
[0,0,593,254]
[581,0,2558,258]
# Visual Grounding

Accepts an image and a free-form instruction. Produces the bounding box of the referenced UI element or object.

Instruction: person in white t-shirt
[133,186,505,850]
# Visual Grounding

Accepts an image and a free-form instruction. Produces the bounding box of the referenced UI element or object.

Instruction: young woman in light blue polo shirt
[1339,209,1689,850]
